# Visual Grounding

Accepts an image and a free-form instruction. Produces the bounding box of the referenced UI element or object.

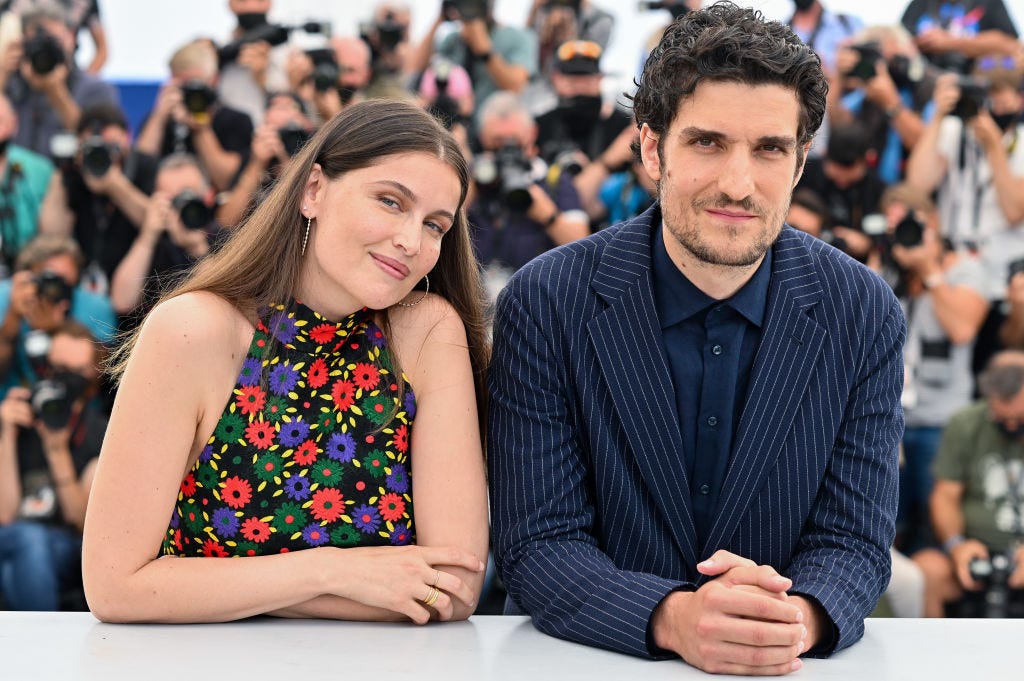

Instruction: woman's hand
[325,544,485,624]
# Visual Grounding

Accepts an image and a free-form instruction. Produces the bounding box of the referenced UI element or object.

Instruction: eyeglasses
[976,56,1019,71]
[557,40,602,62]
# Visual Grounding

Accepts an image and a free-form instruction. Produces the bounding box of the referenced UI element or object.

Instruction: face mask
[991,112,1020,132]
[557,95,602,138]
[337,86,357,106]
[996,420,1024,441]
[236,12,267,31]
[793,0,816,11]
[0,138,10,157]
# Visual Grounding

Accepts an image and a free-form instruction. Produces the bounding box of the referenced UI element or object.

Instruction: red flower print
[309,323,338,346]
[352,362,380,390]
[202,539,228,557]
[311,487,345,523]
[307,357,329,389]
[393,424,409,453]
[245,420,276,449]
[378,493,405,522]
[180,473,197,497]
[241,517,272,543]
[331,379,355,412]
[294,439,319,466]
[221,475,253,509]
[235,385,266,416]
[172,528,182,552]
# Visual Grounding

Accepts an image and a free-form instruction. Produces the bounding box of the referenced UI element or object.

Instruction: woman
[82,100,490,624]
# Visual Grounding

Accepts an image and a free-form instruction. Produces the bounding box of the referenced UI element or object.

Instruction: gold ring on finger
[431,569,440,587]
[422,586,440,607]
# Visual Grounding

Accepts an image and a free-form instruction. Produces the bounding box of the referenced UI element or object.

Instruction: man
[111,153,220,326]
[488,3,904,675]
[787,0,863,74]
[467,91,589,299]
[0,319,107,610]
[0,5,117,156]
[0,0,109,75]
[901,0,1019,74]
[135,39,252,192]
[912,350,1024,617]
[217,0,289,127]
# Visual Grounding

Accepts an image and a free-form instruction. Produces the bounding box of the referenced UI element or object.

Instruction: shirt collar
[652,221,773,329]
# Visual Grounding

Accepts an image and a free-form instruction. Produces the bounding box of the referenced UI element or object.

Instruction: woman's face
[298,152,462,319]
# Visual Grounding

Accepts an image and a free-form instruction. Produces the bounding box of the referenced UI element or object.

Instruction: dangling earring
[397,274,429,307]
[301,216,311,256]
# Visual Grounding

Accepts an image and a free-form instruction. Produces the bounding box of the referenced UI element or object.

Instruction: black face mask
[793,0,816,11]
[557,95,602,139]
[0,137,10,157]
[236,12,267,31]
[991,112,1020,132]
[337,86,357,106]
[996,420,1024,441]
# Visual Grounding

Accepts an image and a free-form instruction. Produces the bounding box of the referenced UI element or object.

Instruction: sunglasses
[556,40,602,62]
[976,56,1019,71]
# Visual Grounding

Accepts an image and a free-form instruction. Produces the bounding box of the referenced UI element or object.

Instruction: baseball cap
[554,40,602,75]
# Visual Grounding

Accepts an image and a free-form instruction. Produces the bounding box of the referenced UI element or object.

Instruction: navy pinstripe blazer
[488,205,905,659]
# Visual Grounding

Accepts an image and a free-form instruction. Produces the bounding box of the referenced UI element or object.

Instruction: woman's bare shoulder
[135,292,254,360]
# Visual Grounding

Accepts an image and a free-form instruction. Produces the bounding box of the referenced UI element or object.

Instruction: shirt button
[711,344,723,355]
[699,484,711,495]
[707,416,718,427]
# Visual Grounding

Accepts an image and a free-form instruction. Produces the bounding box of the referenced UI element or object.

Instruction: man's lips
[706,208,758,221]
[371,253,410,279]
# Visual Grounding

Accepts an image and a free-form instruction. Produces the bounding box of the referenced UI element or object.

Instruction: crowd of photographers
[0,0,1022,620]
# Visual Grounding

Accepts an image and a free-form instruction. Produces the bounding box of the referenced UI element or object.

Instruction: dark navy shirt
[651,224,772,548]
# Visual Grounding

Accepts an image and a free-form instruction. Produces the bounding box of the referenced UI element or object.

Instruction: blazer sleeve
[488,288,689,658]
[787,293,905,654]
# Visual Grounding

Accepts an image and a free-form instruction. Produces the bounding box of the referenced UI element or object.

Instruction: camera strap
[999,451,1024,540]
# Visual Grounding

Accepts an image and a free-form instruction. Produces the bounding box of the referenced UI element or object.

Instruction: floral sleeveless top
[162,300,416,557]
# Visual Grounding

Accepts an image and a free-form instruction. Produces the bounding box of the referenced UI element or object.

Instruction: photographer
[361,2,414,97]
[111,154,220,328]
[0,234,113,396]
[217,0,289,127]
[0,319,106,610]
[467,92,588,299]
[216,91,313,229]
[881,184,989,555]
[37,103,156,288]
[797,122,886,261]
[913,351,1024,617]
[135,39,252,192]
[906,65,1024,271]
[0,5,117,157]
[0,0,109,75]
[0,92,60,275]
[411,0,537,127]
[901,0,1019,75]
[832,25,935,185]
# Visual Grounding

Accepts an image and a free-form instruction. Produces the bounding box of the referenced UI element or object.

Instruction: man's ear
[793,141,812,187]
[638,123,662,182]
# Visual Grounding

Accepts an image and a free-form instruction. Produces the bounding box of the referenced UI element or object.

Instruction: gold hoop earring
[301,216,311,256]
[397,274,429,307]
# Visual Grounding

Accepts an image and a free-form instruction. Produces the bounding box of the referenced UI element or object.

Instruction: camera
[180,80,217,116]
[473,144,535,212]
[892,212,925,249]
[425,58,461,130]
[952,76,988,121]
[442,0,489,21]
[968,552,1018,618]
[303,47,340,93]
[637,1,691,19]
[375,11,405,50]
[29,374,79,430]
[218,20,330,67]
[847,42,883,81]
[23,28,64,75]
[549,143,584,176]
[32,270,73,305]
[79,135,118,177]
[278,122,312,158]
[171,190,214,230]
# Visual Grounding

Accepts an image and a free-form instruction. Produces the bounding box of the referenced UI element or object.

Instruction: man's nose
[716,149,755,202]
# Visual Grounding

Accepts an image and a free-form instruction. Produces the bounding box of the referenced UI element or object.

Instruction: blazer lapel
[587,210,700,566]
[702,230,827,557]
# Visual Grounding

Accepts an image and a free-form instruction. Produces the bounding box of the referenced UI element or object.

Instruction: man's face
[639,80,806,270]
[47,334,98,390]
[228,0,270,17]
[479,114,536,158]
[28,18,73,58]
[787,203,824,238]
[989,387,1024,436]
[157,164,213,235]
[334,41,371,90]
[551,72,602,98]
[989,85,1023,117]
[823,159,866,190]
[35,254,79,288]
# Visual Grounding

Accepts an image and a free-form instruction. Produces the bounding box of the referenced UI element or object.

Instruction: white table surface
[0,613,1017,679]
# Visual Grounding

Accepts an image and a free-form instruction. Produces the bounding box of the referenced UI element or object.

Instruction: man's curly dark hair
[631,2,827,165]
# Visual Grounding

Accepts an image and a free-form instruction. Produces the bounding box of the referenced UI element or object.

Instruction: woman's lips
[371,253,409,279]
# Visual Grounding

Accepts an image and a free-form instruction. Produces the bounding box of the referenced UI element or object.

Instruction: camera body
[29,374,75,430]
[171,189,214,230]
[442,0,489,21]
[218,21,330,66]
[375,11,405,50]
[473,144,535,212]
[848,42,883,81]
[892,212,925,249]
[32,271,73,305]
[79,135,119,177]
[952,76,988,121]
[278,123,312,158]
[181,80,217,116]
[968,552,1019,618]
[637,1,691,19]
[23,28,64,75]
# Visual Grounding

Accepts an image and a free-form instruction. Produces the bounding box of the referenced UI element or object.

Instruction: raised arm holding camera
[0,319,106,611]
[136,39,252,192]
